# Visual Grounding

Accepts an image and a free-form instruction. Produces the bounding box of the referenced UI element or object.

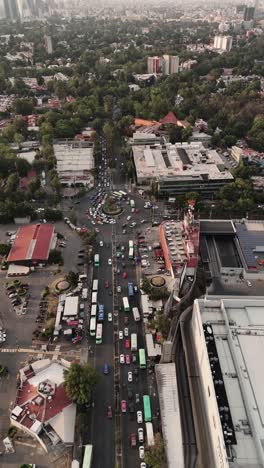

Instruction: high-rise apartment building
[162,55,179,75]
[213,35,233,52]
[148,55,179,75]
[44,34,53,54]
[147,56,161,74]
[244,6,255,20]
[3,0,19,19]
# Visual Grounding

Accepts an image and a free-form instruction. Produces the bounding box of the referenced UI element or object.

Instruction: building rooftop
[133,142,233,182]
[195,296,264,468]
[63,296,79,318]
[54,141,94,183]
[7,224,55,263]
[235,221,264,271]
[12,359,76,447]
[156,363,184,468]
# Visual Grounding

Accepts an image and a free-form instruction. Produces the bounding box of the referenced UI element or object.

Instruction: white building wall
[191,300,229,468]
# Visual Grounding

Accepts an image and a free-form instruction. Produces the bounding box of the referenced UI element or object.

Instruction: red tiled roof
[160,112,178,125]
[135,118,158,127]
[45,385,72,422]
[7,224,54,263]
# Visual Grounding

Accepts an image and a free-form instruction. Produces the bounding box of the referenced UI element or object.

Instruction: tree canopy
[64,362,100,405]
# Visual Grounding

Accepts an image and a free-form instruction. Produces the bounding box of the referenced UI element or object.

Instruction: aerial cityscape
[0,0,263,467]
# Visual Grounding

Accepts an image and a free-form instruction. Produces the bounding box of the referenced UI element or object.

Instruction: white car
[119,331,123,340]
[137,411,143,424]
[128,371,133,382]
[120,354,125,364]
[138,428,144,443]
[124,327,129,337]
[117,286,122,293]
[127,215,131,221]
[247,281,252,287]
[139,446,145,460]
[108,258,112,266]
[99,240,104,247]
[108,313,112,322]
[140,463,146,468]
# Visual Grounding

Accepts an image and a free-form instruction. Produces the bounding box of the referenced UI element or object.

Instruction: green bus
[82,444,93,468]
[94,254,99,267]
[139,348,146,369]
[143,395,152,422]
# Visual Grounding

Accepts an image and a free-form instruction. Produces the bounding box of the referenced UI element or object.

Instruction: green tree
[144,433,167,468]
[0,244,11,256]
[66,271,79,287]
[13,99,34,115]
[48,249,63,265]
[64,362,100,404]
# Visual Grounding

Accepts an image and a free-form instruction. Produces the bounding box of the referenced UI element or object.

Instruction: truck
[145,422,155,447]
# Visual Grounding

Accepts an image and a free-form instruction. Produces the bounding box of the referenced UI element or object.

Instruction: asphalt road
[72,186,162,468]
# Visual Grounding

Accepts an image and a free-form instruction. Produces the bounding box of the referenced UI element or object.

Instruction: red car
[130,433,137,448]
[121,400,126,413]
[125,354,131,365]
[125,339,130,349]
[105,280,109,288]
[135,208,140,213]
[107,405,113,419]
[122,272,127,279]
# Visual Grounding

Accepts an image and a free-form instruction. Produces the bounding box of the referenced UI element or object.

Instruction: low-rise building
[7,224,56,265]
[10,359,76,452]
[54,140,94,187]
[132,141,233,196]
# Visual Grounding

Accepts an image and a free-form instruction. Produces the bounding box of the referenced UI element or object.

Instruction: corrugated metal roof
[155,363,184,468]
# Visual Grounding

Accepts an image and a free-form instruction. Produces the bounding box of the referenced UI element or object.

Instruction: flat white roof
[133,142,233,182]
[155,363,184,468]
[29,361,66,387]
[197,296,264,468]
[48,403,76,443]
[63,296,79,317]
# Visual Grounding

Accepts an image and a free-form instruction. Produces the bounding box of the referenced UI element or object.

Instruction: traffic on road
[80,136,160,468]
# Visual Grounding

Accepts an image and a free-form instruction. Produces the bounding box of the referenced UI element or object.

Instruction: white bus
[122,297,130,312]
[96,323,103,344]
[91,304,97,317]
[92,279,98,292]
[129,247,134,259]
[89,317,96,336]
[131,333,137,351]
[91,292,97,304]
[145,422,155,447]
[128,240,133,249]
[132,307,141,322]
[82,288,88,300]
[119,190,127,198]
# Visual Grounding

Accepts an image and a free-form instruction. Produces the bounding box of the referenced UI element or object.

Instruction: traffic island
[102,195,122,216]
[150,276,166,288]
